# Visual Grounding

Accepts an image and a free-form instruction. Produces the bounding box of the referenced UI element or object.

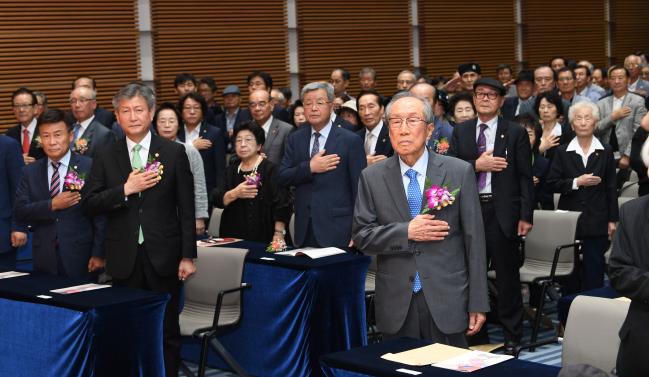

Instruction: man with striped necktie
[14,109,105,279]
[353,93,488,347]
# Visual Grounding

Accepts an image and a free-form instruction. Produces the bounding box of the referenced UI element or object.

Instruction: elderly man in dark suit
[6,87,45,164]
[356,89,393,166]
[82,83,196,377]
[353,93,488,346]
[448,77,534,354]
[71,76,117,129]
[0,135,26,268]
[249,89,293,166]
[279,82,366,248]
[501,70,536,121]
[15,109,105,279]
[69,86,114,158]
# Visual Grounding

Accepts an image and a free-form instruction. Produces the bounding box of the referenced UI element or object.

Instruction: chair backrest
[184,247,249,323]
[618,196,634,208]
[207,207,224,237]
[553,193,560,210]
[525,210,581,265]
[628,169,639,184]
[563,295,630,372]
[289,213,295,242]
[620,182,638,198]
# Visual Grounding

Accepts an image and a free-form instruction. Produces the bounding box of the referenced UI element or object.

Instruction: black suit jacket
[546,143,618,237]
[5,124,45,160]
[81,134,196,279]
[501,97,519,121]
[608,196,649,377]
[214,108,252,142]
[356,123,394,157]
[448,117,534,237]
[333,114,360,132]
[630,127,649,197]
[177,122,226,195]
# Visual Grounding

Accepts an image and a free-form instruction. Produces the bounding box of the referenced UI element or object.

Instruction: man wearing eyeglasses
[6,87,45,164]
[352,92,488,346]
[69,86,115,158]
[249,89,292,165]
[448,78,534,354]
[279,82,366,248]
[625,55,649,98]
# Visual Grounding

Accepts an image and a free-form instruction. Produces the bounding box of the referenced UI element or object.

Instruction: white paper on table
[50,283,111,295]
[275,247,346,259]
[433,351,513,372]
[0,271,29,279]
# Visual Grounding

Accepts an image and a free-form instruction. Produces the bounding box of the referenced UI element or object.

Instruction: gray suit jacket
[78,117,115,158]
[596,93,647,157]
[263,117,293,166]
[352,152,489,335]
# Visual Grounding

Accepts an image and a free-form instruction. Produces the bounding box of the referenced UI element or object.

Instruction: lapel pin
[382,138,386,143]
[500,134,504,139]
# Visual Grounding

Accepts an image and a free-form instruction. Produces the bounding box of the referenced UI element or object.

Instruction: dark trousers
[113,244,181,377]
[383,292,468,348]
[0,249,17,270]
[481,201,523,342]
[580,236,609,291]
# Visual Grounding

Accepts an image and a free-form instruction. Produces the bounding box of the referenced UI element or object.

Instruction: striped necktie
[50,161,61,198]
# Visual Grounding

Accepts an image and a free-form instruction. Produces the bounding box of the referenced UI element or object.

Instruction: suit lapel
[468,120,478,155]
[265,119,278,149]
[423,153,447,210]
[323,123,338,152]
[80,120,95,141]
[383,156,411,221]
[377,124,390,154]
[115,138,134,184]
[38,158,51,199]
[493,117,507,158]
[141,135,163,201]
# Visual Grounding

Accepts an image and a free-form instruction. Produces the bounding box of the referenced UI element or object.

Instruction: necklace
[237,155,262,175]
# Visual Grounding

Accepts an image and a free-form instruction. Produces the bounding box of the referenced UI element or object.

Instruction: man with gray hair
[359,67,377,91]
[625,54,649,97]
[353,92,488,345]
[82,83,196,377]
[279,82,366,248]
[69,86,114,157]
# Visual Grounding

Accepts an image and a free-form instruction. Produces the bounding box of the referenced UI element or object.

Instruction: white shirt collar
[126,131,152,153]
[312,120,333,139]
[49,149,72,167]
[261,115,274,135]
[330,111,337,124]
[22,118,37,135]
[550,122,562,136]
[399,148,429,177]
[368,120,384,138]
[566,136,604,166]
[78,115,95,131]
[478,115,498,130]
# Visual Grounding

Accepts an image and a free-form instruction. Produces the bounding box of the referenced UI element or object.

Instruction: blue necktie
[405,169,422,293]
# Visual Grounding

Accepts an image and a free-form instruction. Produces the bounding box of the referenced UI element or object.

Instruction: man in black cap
[448,77,533,354]
[458,63,482,91]
[501,70,536,121]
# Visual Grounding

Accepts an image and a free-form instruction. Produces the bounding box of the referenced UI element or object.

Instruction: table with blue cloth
[320,337,561,377]
[0,271,169,377]
[181,241,371,377]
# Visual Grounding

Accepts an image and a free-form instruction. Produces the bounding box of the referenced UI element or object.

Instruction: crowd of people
[2,52,649,376]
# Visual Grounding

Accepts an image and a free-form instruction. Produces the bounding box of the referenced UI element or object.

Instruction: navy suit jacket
[177,122,226,195]
[356,123,394,157]
[14,153,105,279]
[279,123,366,247]
[214,108,252,149]
[6,123,45,160]
[0,136,25,253]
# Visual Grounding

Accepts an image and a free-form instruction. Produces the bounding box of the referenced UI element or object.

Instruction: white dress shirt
[184,123,202,144]
[48,150,72,193]
[475,116,498,194]
[261,115,273,137]
[566,136,605,190]
[399,149,428,198]
[364,120,384,155]
[21,118,37,144]
[77,115,95,137]
[309,121,333,155]
[126,131,152,168]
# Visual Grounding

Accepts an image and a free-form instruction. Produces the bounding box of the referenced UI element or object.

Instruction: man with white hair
[625,54,649,97]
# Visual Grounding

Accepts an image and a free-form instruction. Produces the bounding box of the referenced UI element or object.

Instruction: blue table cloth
[181,241,371,377]
[0,272,168,377]
[320,337,561,377]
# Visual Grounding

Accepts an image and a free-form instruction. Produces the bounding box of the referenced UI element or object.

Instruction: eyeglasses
[70,98,92,105]
[304,100,330,108]
[183,106,201,112]
[474,91,499,100]
[248,101,269,109]
[12,103,34,110]
[388,117,425,129]
[235,137,256,145]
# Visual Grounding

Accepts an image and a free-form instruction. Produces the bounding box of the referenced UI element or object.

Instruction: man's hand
[195,219,206,235]
[10,231,27,248]
[576,173,601,187]
[178,258,196,281]
[123,169,160,196]
[88,257,105,272]
[608,222,617,239]
[532,176,540,186]
[475,149,508,172]
[366,154,387,165]
[51,191,81,211]
[192,137,212,151]
[611,106,631,121]
[466,312,486,336]
[309,150,340,173]
[618,155,630,169]
[408,214,449,242]
[517,220,532,236]
[234,181,258,199]
[23,154,35,165]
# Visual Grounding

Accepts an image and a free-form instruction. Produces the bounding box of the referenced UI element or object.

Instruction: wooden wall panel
[610,0,649,65]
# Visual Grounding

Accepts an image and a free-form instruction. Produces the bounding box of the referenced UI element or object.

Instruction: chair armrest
[211,283,251,329]
[549,241,582,281]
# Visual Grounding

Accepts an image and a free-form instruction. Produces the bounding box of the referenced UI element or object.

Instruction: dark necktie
[310,132,321,158]
[477,123,488,191]
[50,161,61,198]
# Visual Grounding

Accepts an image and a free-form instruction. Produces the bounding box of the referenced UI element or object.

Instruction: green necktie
[131,144,144,244]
